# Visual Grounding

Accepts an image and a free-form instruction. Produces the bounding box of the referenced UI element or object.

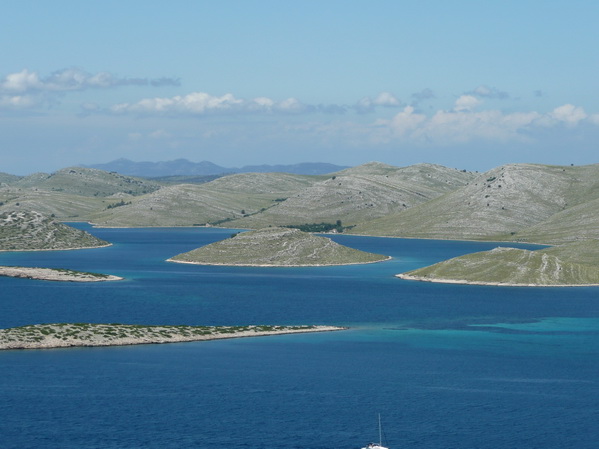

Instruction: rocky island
[168,226,389,266]
[0,323,346,350]
[0,266,123,282]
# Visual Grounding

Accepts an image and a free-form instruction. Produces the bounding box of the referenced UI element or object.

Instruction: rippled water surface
[1,226,598,448]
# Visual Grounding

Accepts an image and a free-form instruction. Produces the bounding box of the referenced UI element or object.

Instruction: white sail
[361,414,389,449]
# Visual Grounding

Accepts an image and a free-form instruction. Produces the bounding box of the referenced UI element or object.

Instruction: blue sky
[1,0,598,175]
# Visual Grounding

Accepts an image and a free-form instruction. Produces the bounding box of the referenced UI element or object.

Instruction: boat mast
[378,413,382,447]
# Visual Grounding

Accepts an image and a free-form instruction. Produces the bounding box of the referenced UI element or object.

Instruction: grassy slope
[0,210,108,251]
[227,162,475,228]
[169,227,388,266]
[512,197,599,244]
[400,245,599,286]
[87,172,323,227]
[353,163,599,241]
[0,187,109,219]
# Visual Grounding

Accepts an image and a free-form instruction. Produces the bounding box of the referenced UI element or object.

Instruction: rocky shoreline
[0,266,123,282]
[0,323,346,350]
[395,273,599,287]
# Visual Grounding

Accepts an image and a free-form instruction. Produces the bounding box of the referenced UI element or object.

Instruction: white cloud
[373,92,401,107]
[369,104,561,146]
[110,92,314,116]
[355,92,401,113]
[386,106,426,136]
[1,69,43,92]
[0,68,179,110]
[454,95,481,112]
[550,104,587,124]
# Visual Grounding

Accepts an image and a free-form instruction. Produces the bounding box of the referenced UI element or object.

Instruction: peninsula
[397,245,599,287]
[0,323,346,350]
[0,210,109,251]
[168,227,389,266]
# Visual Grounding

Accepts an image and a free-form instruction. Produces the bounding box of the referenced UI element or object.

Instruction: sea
[1,225,598,449]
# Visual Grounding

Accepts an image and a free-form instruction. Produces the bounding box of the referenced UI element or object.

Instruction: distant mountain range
[83,158,349,177]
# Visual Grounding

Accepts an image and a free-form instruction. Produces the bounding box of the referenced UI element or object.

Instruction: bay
[1,225,598,448]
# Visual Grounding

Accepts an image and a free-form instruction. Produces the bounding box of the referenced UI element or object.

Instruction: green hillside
[398,245,599,286]
[87,172,322,227]
[353,163,599,241]
[227,162,474,229]
[0,187,109,220]
[511,197,599,244]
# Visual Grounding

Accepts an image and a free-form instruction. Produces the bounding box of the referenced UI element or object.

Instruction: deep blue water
[1,226,598,449]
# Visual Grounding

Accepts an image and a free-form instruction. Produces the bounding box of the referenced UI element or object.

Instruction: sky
[1,0,598,175]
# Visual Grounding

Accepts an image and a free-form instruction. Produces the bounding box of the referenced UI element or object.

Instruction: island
[0,323,346,350]
[168,227,389,266]
[0,266,123,282]
[397,245,599,287]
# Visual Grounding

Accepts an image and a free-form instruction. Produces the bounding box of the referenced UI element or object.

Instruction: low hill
[13,167,162,197]
[0,210,109,251]
[353,163,599,241]
[86,172,322,227]
[168,227,389,266]
[397,245,599,287]
[226,162,475,229]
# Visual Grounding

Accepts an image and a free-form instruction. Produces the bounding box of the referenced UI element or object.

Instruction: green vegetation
[285,221,349,233]
[106,200,132,209]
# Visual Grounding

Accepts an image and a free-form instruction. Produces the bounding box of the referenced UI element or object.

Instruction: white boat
[361,414,389,449]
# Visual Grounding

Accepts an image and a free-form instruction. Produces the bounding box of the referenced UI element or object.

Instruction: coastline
[0,242,113,252]
[0,324,346,350]
[0,266,123,282]
[396,273,599,288]
[166,256,392,267]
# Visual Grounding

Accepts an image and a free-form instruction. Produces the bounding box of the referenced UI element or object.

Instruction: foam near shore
[0,323,346,350]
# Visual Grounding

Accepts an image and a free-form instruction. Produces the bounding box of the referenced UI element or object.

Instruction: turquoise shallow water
[1,226,598,448]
